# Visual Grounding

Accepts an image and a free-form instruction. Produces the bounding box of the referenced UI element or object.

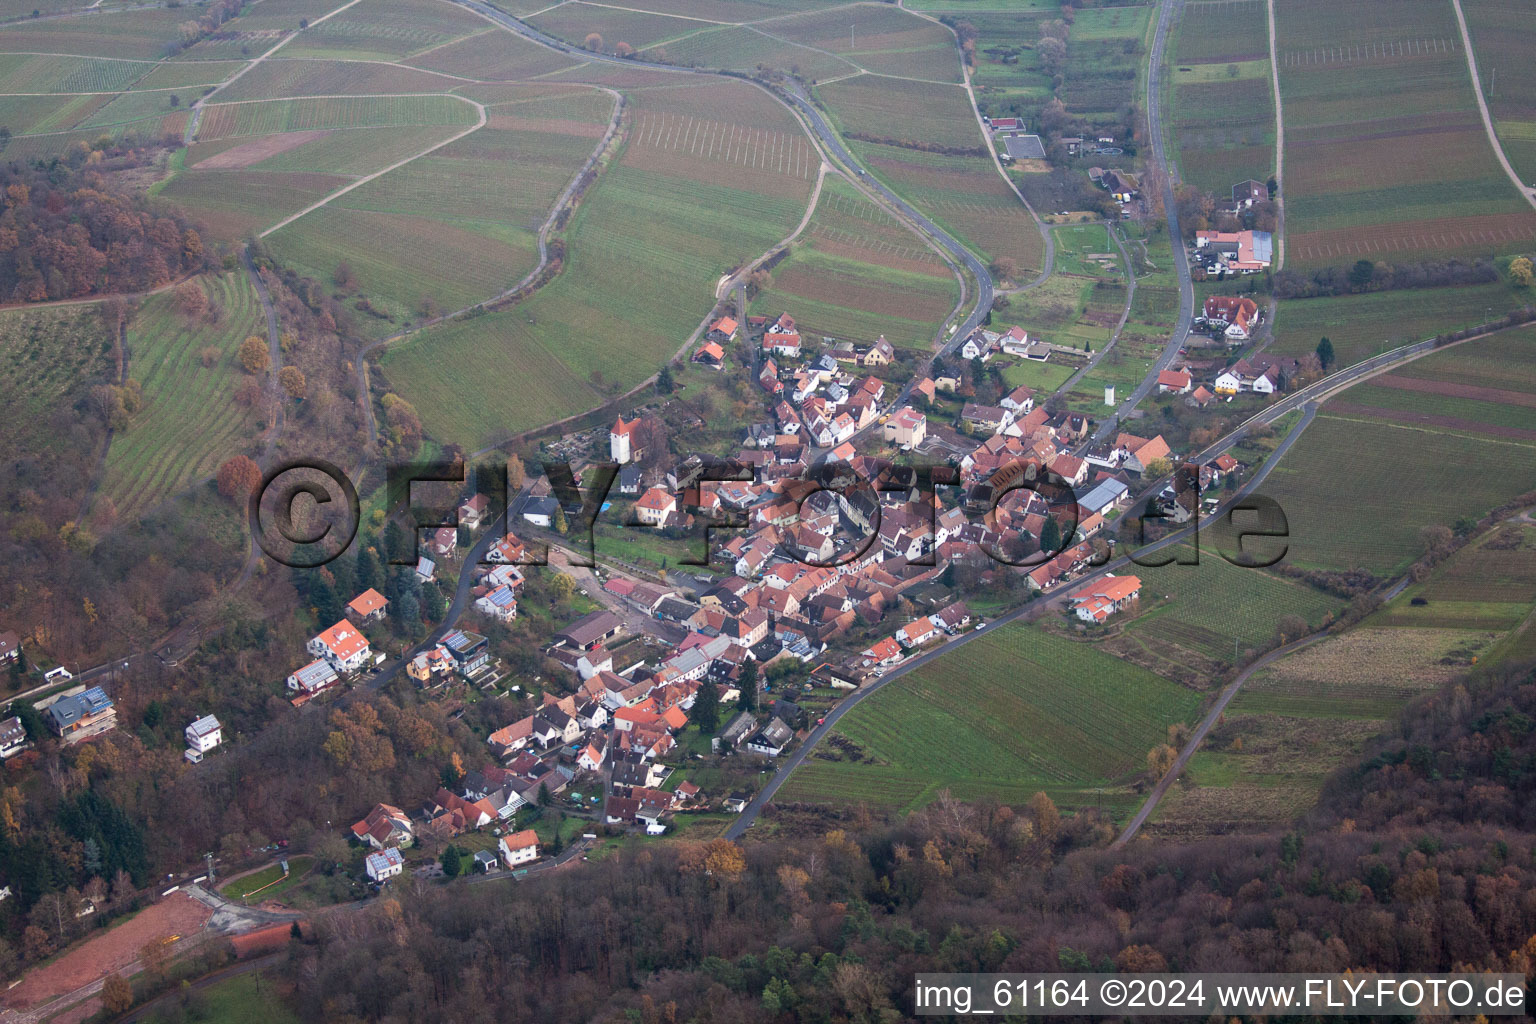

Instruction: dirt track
[2,894,213,1012]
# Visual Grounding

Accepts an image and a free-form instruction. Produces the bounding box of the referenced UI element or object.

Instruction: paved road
[453,0,997,348]
[1450,0,1536,208]
[720,351,1420,839]
[1089,0,1194,442]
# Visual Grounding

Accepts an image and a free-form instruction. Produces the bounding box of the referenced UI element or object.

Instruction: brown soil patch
[3,894,214,1011]
[1369,373,1536,408]
[774,264,953,322]
[195,129,332,169]
[1080,309,1121,328]
[1327,401,1536,441]
[810,231,951,279]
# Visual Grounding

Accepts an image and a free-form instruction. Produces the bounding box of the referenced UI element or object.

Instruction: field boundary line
[742,0,864,28]
[399,25,497,62]
[203,90,480,106]
[353,84,624,450]
[744,22,863,74]
[257,94,487,236]
[271,54,487,84]
[561,0,734,24]
[902,0,1054,286]
[0,48,161,62]
[185,0,368,142]
[1448,0,1536,210]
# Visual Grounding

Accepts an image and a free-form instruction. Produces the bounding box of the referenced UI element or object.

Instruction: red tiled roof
[348,588,386,616]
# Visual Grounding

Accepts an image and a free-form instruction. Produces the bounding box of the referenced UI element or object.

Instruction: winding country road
[724,317,1536,838]
[1088,0,1194,443]
[1449,0,1536,209]
[451,0,1000,347]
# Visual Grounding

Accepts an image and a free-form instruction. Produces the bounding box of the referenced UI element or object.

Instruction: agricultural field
[852,140,1046,275]
[636,24,853,82]
[1260,330,1536,574]
[527,2,709,53]
[758,5,963,83]
[966,11,1053,116]
[1112,553,1342,682]
[195,95,480,140]
[0,52,147,92]
[404,25,579,80]
[214,58,466,101]
[279,0,489,61]
[817,75,978,152]
[1460,0,1536,184]
[101,273,265,520]
[160,92,492,239]
[0,5,189,59]
[749,175,959,349]
[155,168,355,239]
[0,305,114,474]
[1057,4,1149,124]
[778,623,1202,813]
[265,88,613,331]
[1267,280,1523,367]
[1151,522,1536,836]
[381,79,817,448]
[1170,0,1275,194]
[1275,0,1536,266]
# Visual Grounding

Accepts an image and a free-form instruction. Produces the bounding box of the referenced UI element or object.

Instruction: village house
[458,493,491,531]
[859,336,894,367]
[693,340,725,367]
[1194,230,1272,273]
[184,714,221,762]
[932,601,972,633]
[634,487,678,527]
[1157,368,1193,394]
[1203,295,1259,341]
[763,313,802,358]
[0,631,18,664]
[308,621,371,674]
[707,315,738,341]
[744,718,795,757]
[883,407,927,449]
[365,847,405,883]
[1232,179,1266,209]
[1102,169,1139,202]
[896,617,939,648]
[44,687,116,745]
[0,716,27,759]
[960,329,997,361]
[346,588,388,623]
[860,636,903,668]
[1070,574,1143,623]
[442,629,490,677]
[351,803,413,849]
[499,829,540,868]
[474,585,518,622]
[287,659,340,699]
[424,526,457,560]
